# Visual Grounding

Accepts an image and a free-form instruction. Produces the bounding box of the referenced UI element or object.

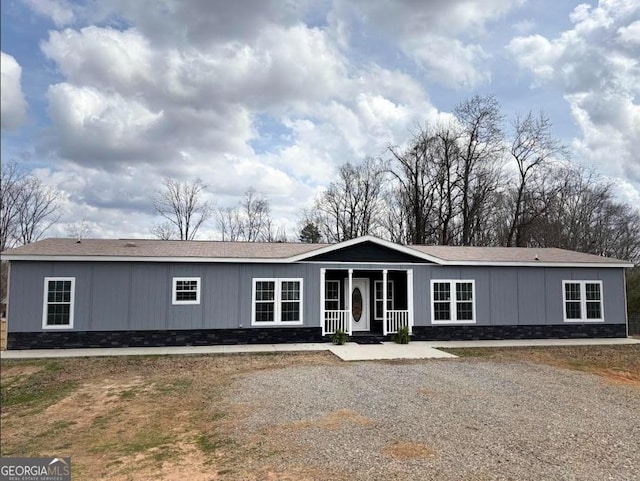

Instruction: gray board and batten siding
[2,236,632,348]
[7,260,627,332]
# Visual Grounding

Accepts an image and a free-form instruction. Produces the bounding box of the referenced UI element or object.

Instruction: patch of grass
[41,420,77,435]
[118,388,139,399]
[0,369,79,412]
[91,412,115,430]
[154,378,193,395]
[90,425,175,456]
[150,444,180,463]
[196,434,219,453]
[442,344,640,384]
[196,433,237,458]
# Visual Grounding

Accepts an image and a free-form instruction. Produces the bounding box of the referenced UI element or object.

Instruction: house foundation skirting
[7,327,325,350]
[6,323,627,349]
[411,323,627,340]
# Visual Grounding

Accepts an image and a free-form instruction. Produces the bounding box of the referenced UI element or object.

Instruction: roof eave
[0,255,296,263]
[437,260,634,268]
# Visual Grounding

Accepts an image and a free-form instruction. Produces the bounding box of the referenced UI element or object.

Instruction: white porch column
[320,268,326,335]
[407,269,414,333]
[347,268,353,335]
[382,269,388,336]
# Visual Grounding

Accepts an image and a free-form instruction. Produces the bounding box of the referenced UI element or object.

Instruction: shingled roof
[0,238,327,259]
[0,236,633,267]
[410,245,630,265]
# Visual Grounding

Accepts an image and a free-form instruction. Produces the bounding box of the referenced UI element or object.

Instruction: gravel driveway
[227,359,640,481]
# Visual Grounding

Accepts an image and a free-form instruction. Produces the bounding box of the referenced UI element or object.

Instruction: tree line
[301,95,640,264]
[1,95,638,264]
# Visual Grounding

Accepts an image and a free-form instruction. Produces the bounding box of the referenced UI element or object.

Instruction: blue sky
[1,0,639,239]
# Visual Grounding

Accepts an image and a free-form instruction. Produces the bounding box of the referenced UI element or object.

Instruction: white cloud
[507,0,640,192]
[23,0,75,27]
[1,51,28,131]
[513,19,536,34]
[617,20,640,44]
[333,0,522,89]
[36,10,444,238]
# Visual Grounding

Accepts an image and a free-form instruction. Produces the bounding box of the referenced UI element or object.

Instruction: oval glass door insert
[352,287,363,322]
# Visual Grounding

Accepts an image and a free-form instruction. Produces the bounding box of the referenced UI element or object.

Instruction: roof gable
[300,240,432,263]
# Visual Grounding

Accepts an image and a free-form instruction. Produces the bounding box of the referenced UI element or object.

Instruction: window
[374,280,394,319]
[431,280,475,324]
[563,281,604,322]
[42,277,75,329]
[172,277,201,305]
[252,278,303,325]
[325,280,340,311]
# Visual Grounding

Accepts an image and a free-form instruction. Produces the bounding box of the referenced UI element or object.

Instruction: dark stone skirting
[7,327,324,350]
[411,323,627,341]
[7,323,627,350]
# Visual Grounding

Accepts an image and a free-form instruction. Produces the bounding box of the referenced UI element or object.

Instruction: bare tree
[505,112,568,246]
[66,219,94,240]
[152,178,213,240]
[454,95,505,245]
[432,124,462,245]
[388,132,438,245]
[216,206,243,241]
[313,158,387,242]
[217,188,284,242]
[0,162,23,251]
[241,188,272,242]
[149,221,176,240]
[1,161,60,251]
[15,177,60,245]
[388,122,462,245]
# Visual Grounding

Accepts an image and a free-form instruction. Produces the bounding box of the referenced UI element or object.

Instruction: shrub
[331,329,348,345]
[394,326,410,344]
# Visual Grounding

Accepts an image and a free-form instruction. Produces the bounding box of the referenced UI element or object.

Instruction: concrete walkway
[1,337,638,361]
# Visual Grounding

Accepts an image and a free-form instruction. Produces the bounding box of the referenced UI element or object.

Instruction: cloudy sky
[1,0,639,240]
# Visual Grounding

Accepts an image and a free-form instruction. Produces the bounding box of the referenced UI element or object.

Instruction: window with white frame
[374,280,394,319]
[563,281,603,322]
[325,280,340,311]
[42,277,75,328]
[173,277,201,305]
[431,280,475,324]
[252,278,303,325]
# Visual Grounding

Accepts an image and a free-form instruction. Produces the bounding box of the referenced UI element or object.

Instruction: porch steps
[350,333,387,345]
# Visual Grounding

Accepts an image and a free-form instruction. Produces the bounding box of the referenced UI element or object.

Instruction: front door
[346,278,370,332]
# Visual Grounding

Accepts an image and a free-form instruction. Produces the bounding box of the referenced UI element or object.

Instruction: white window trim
[42,277,75,329]
[374,280,394,320]
[562,280,604,323]
[251,278,304,326]
[430,279,476,324]
[172,277,201,305]
[325,280,340,310]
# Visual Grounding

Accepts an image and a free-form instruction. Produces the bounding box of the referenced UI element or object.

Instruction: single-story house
[0,236,633,349]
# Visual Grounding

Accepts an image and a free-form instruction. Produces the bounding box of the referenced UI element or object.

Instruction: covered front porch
[320,268,414,336]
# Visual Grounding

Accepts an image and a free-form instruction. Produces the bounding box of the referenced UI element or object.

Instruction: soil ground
[1,345,638,480]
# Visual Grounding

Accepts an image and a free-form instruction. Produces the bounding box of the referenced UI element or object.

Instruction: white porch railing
[385,310,410,334]
[324,310,350,335]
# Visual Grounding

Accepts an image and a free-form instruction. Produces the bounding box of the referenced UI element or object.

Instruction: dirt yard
[1,345,638,480]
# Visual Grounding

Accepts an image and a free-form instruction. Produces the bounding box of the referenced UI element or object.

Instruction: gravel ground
[227,359,640,481]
